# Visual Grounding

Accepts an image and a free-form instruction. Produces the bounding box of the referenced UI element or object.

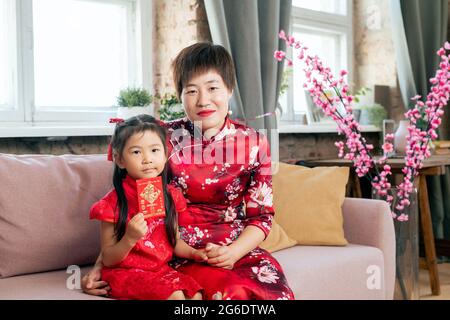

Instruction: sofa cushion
[272,163,348,246]
[0,154,112,278]
[272,244,385,300]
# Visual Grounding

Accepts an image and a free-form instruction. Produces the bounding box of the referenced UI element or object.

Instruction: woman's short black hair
[171,42,236,99]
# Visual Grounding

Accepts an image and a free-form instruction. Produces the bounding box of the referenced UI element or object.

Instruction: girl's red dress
[90,175,202,300]
[165,117,295,300]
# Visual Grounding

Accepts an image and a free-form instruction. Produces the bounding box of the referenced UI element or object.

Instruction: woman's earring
[228,110,233,116]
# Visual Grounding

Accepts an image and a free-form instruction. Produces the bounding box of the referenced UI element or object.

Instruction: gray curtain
[204,0,292,157]
[390,0,450,243]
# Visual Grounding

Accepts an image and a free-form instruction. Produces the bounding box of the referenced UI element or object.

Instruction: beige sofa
[0,153,395,300]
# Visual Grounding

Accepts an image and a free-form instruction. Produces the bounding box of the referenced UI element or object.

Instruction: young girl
[90,114,206,300]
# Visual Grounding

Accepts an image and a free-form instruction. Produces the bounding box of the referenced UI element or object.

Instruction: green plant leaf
[117,87,153,107]
[156,92,185,121]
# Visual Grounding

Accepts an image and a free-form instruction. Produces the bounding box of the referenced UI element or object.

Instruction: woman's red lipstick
[197,110,216,117]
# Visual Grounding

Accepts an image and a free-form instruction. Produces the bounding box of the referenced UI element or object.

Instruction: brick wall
[153,0,211,96]
[278,132,382,162]
[0,136,109,155]
[353,0,405,122]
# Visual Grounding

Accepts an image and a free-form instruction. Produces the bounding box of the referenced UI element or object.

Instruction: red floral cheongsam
[90,175,202,300]
[165,117,295,300]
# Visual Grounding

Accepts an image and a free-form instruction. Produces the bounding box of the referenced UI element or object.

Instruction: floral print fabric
[165,117,294,300]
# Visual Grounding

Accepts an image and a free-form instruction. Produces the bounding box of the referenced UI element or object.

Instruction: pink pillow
[0,154,112,278]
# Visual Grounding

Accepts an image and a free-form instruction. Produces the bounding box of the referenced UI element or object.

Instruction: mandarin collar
[123,174,137,190]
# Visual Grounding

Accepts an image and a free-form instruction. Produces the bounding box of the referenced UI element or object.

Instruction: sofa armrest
[341,197,395,300]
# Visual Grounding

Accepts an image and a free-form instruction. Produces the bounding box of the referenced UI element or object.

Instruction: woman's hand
[204,243,239,270]
[190,248,208,263]
[81,266,110,296]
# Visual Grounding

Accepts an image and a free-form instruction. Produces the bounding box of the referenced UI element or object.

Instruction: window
[0,0,152,136]
[279,0,353,125]
[292,0,347,15]
[0,0,17,114]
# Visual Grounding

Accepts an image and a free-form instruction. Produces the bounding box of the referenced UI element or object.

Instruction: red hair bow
[109,117,124,124]
[107,118,124,161]
[107,143,114,161]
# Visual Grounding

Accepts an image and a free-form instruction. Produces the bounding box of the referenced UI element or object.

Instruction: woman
[82,42,294,300]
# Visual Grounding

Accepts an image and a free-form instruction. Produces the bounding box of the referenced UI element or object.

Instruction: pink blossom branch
[275,30,450,221]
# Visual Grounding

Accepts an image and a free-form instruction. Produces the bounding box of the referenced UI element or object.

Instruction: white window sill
[0,122,382,138]
[278,123,382,134]
[0,123,115,138]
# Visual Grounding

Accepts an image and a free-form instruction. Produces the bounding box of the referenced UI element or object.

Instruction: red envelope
[136,176,165,219]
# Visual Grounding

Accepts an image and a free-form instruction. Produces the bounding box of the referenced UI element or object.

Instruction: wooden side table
[299,155,450,296]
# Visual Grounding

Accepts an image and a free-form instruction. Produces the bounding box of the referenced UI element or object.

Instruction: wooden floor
[420,263,450,300]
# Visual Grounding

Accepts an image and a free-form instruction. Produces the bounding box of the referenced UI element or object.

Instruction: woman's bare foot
[187,292,203,300]
[167,290,186,300]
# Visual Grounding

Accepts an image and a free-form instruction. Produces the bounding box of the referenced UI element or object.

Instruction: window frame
[0,0,152,137]
[279,0,353,127]
[0,0,22,122]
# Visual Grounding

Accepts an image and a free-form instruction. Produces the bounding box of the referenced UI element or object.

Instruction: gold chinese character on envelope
[136,177,165,219]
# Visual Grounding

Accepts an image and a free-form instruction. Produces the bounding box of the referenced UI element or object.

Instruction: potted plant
[352,87,388,128]
[156,93,185,121]
[358,103,388,129]
[352,87,372,122]
[116,87,154,119]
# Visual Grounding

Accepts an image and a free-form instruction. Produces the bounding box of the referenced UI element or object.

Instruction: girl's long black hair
[111,115,177,247]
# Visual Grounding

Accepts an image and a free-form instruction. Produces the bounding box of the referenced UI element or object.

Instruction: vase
[394,120,409,156]
[372,187,419,300]
[117,105,153,120]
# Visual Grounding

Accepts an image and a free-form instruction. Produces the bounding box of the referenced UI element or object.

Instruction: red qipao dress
[165,117,295,300]
[90,175,202,300]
